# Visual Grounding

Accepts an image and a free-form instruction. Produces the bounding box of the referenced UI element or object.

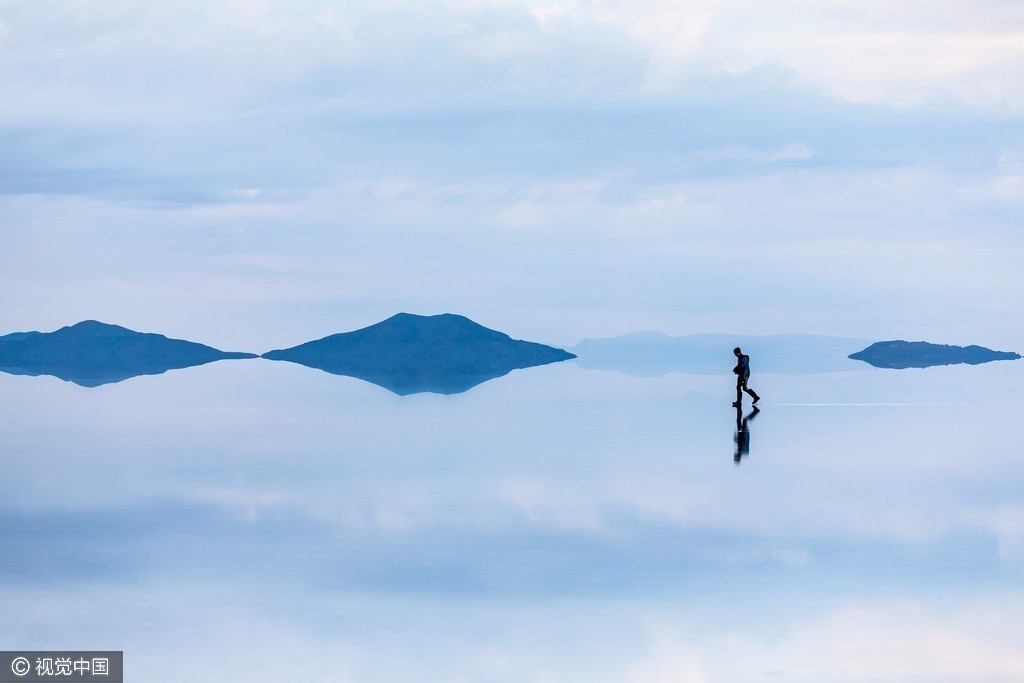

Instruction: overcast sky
[1,0,1022,350]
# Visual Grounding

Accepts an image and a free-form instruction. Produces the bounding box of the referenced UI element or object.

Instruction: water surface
[2,360,1022,681]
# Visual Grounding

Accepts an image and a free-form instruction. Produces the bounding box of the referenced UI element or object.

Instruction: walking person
[732,347,760,407]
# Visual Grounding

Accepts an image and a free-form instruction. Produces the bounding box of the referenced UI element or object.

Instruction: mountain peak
[60,320,138,337]
[263,313,573,395]
[379,312,490,331]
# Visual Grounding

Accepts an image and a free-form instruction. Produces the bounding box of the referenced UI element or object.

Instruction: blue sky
[2,1,1022,350]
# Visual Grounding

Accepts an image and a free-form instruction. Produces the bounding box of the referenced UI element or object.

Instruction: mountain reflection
[275,362,524,396]
[0,321,256,387]
[0,364,234,388]
[262,313,575,396]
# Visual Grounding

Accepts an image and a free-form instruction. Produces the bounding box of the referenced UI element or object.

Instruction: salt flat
[2,359,1021,681]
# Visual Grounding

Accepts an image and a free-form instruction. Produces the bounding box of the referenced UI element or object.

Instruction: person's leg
[735,378,744,406]
[743,381,760,403]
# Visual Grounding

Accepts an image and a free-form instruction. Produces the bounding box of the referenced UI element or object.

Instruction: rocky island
[848,340,1021,369]
[262,313,575,395]
[0,320,257,387]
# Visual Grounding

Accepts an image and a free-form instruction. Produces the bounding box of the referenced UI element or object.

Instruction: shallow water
[2,359,1023,682]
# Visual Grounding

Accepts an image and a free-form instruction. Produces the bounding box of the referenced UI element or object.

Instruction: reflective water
[2,360,1023,681]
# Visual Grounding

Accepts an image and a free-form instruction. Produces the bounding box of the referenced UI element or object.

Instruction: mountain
[262,313,575,395]
[849,341,1021,369]
[0,331,41,342]
[0,320,257,387]
[571,332,873,376]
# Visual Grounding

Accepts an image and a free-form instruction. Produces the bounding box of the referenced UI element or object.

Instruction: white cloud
[769,601,1024,681]
[530,5,567,30]
[634,599,1024,683]
[3,0,1024,122]
[622,629,710,683]
[685,144,815,165]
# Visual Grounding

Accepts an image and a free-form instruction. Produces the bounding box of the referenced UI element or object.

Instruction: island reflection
[262,313,575,395]
[0,320,256,387]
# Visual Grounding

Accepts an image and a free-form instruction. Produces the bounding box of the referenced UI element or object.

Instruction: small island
[848,340,1021,369]
[0,320,257,387]
[262,313,575,395]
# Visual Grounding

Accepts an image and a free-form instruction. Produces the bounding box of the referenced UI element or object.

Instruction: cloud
[529,5,567,31]
[683,143,815,166]
[3,0,1024,125]
[582,0,1024,109]
[634,599,1024,683]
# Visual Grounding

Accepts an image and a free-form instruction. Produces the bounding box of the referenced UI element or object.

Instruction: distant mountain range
[849,341,1022,369]
[263,313,575,395]
[570,332,874,376]
[0,320,256,387]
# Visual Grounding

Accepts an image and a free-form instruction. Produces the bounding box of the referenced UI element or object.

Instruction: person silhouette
[734,404,759,464]
[732,346,760,407]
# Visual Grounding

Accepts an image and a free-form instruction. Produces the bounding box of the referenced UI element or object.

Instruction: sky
[1,0,1023,351]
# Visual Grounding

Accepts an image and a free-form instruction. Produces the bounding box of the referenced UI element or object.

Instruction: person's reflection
[734,404,760,464]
